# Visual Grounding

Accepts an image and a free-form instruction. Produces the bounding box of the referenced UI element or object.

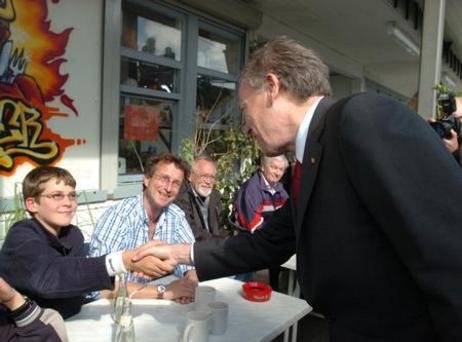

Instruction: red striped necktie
[292,161,302,205]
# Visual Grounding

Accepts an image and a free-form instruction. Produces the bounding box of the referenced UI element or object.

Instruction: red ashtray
[242,282,272,302]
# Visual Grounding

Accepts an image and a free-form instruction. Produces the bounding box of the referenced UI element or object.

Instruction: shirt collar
[260,171,276,194]
[295,96,323,163]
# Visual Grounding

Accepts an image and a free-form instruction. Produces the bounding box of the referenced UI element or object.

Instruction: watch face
[158,285,166,293]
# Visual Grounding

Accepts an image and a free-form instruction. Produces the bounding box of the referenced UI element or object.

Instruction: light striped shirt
[89,194,195,282]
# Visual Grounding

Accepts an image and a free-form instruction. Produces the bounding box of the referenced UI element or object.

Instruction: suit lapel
[295,98,334,236]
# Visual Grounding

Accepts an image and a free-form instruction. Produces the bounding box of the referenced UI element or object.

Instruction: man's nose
[165,181,174,192]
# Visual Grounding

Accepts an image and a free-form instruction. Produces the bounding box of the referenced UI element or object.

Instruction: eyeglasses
[39,192,78,202]
[199,174,216,182]
[153,174,182,189]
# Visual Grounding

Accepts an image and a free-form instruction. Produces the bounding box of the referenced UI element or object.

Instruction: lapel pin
[310,157,316,165]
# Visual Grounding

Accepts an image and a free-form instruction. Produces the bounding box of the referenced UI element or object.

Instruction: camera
[430,91,461,139]
[430,114,461,139]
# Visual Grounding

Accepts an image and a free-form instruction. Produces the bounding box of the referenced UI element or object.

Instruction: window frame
[101,0,245,197]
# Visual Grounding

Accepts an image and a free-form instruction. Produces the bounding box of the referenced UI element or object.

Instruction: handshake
[121,241,192,279]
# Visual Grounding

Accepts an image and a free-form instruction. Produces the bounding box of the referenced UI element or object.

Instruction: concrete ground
[252,269,329,342]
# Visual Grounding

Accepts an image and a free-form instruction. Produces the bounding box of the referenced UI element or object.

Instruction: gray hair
[240,36,331,102]
[261,155,289,169]
[191,155,216,173]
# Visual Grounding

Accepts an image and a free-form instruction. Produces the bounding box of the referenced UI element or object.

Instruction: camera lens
[430,121,452,139]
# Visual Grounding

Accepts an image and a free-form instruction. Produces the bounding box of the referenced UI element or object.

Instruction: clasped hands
[122,240,190,280]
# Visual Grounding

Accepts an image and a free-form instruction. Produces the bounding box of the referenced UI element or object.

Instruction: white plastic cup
[194,286,216,311]
[182,310,211,342]
[208,301,229,335]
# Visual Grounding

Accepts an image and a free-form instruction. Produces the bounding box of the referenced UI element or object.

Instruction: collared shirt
[89,194,195,282]
[261,172,277,195]
[295,96,324,163]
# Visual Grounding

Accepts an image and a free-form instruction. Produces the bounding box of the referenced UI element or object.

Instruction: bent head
[239,36,331,155]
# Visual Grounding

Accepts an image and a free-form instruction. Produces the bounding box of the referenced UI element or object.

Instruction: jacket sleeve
[194,202,295,280]
[339,93,462,341]
[234,174,265,231]
[2,228,113,299]
[0,302,67,342]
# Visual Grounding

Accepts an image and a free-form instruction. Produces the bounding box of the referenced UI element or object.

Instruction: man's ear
[265,73,280,104]
[25,197,38,214]
[143,175,150,189]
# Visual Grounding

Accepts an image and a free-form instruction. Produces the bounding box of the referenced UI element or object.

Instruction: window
[195,22,244,157]
[102,0,245,193]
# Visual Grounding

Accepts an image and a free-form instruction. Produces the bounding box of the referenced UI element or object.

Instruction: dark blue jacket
[0,219,113,318]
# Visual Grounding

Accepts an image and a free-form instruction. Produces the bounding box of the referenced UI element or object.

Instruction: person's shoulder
[337,92,412,125]
[2,219,42,247]
[104,195,140,216]
[175,183,194,202]
[64,224,84,239]
[167,203,186,217]
[340,92,404,113]
[7,218,40,236]
[240,172,259,190]
[211,188,222,199]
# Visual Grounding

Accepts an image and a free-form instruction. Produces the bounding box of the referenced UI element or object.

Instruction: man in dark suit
[134,36,462,341]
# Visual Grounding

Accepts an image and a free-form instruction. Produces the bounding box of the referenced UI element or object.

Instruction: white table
[281,254,300,342]
[65,277,311,342]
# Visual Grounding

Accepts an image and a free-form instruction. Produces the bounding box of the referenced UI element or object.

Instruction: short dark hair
[144,153,190,180]
[23,166,76,201]
[240,36,331,102]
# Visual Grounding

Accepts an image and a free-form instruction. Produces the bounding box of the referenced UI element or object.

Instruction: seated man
[232,155,289,287]
[0,277,68,342]
[0,166,178,318]
[175,155,230,241]
[234,155,289,232]
[90,153,197,302]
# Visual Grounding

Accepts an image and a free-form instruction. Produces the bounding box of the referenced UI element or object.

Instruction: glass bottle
[113,273,127,323]
[114,298,135,342]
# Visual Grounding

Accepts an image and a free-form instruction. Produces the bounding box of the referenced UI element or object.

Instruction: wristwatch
[156,285,167,299]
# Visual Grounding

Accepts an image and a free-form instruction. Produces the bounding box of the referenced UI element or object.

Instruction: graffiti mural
[0,0,81,176]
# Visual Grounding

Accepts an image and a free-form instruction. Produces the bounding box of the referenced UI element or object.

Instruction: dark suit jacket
[193,93,462,341]
[174,182,229,241]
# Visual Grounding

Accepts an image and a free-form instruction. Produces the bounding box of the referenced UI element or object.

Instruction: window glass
[118,95,173,175]
[122,7,181,61]
[196,75,237,126]
[121,57,178,93]
[197,28,240,75]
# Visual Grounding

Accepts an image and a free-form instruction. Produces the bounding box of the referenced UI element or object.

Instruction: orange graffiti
[0,0,79,176]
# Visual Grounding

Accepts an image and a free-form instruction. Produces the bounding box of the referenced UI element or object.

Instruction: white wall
[0,0,104,197]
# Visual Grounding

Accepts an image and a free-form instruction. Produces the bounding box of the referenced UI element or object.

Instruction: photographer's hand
[443,129,459,153]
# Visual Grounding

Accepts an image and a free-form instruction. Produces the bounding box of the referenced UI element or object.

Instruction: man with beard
[175,156,229,241]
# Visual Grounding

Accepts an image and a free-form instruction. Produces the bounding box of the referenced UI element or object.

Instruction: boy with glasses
[0,166,179,318]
